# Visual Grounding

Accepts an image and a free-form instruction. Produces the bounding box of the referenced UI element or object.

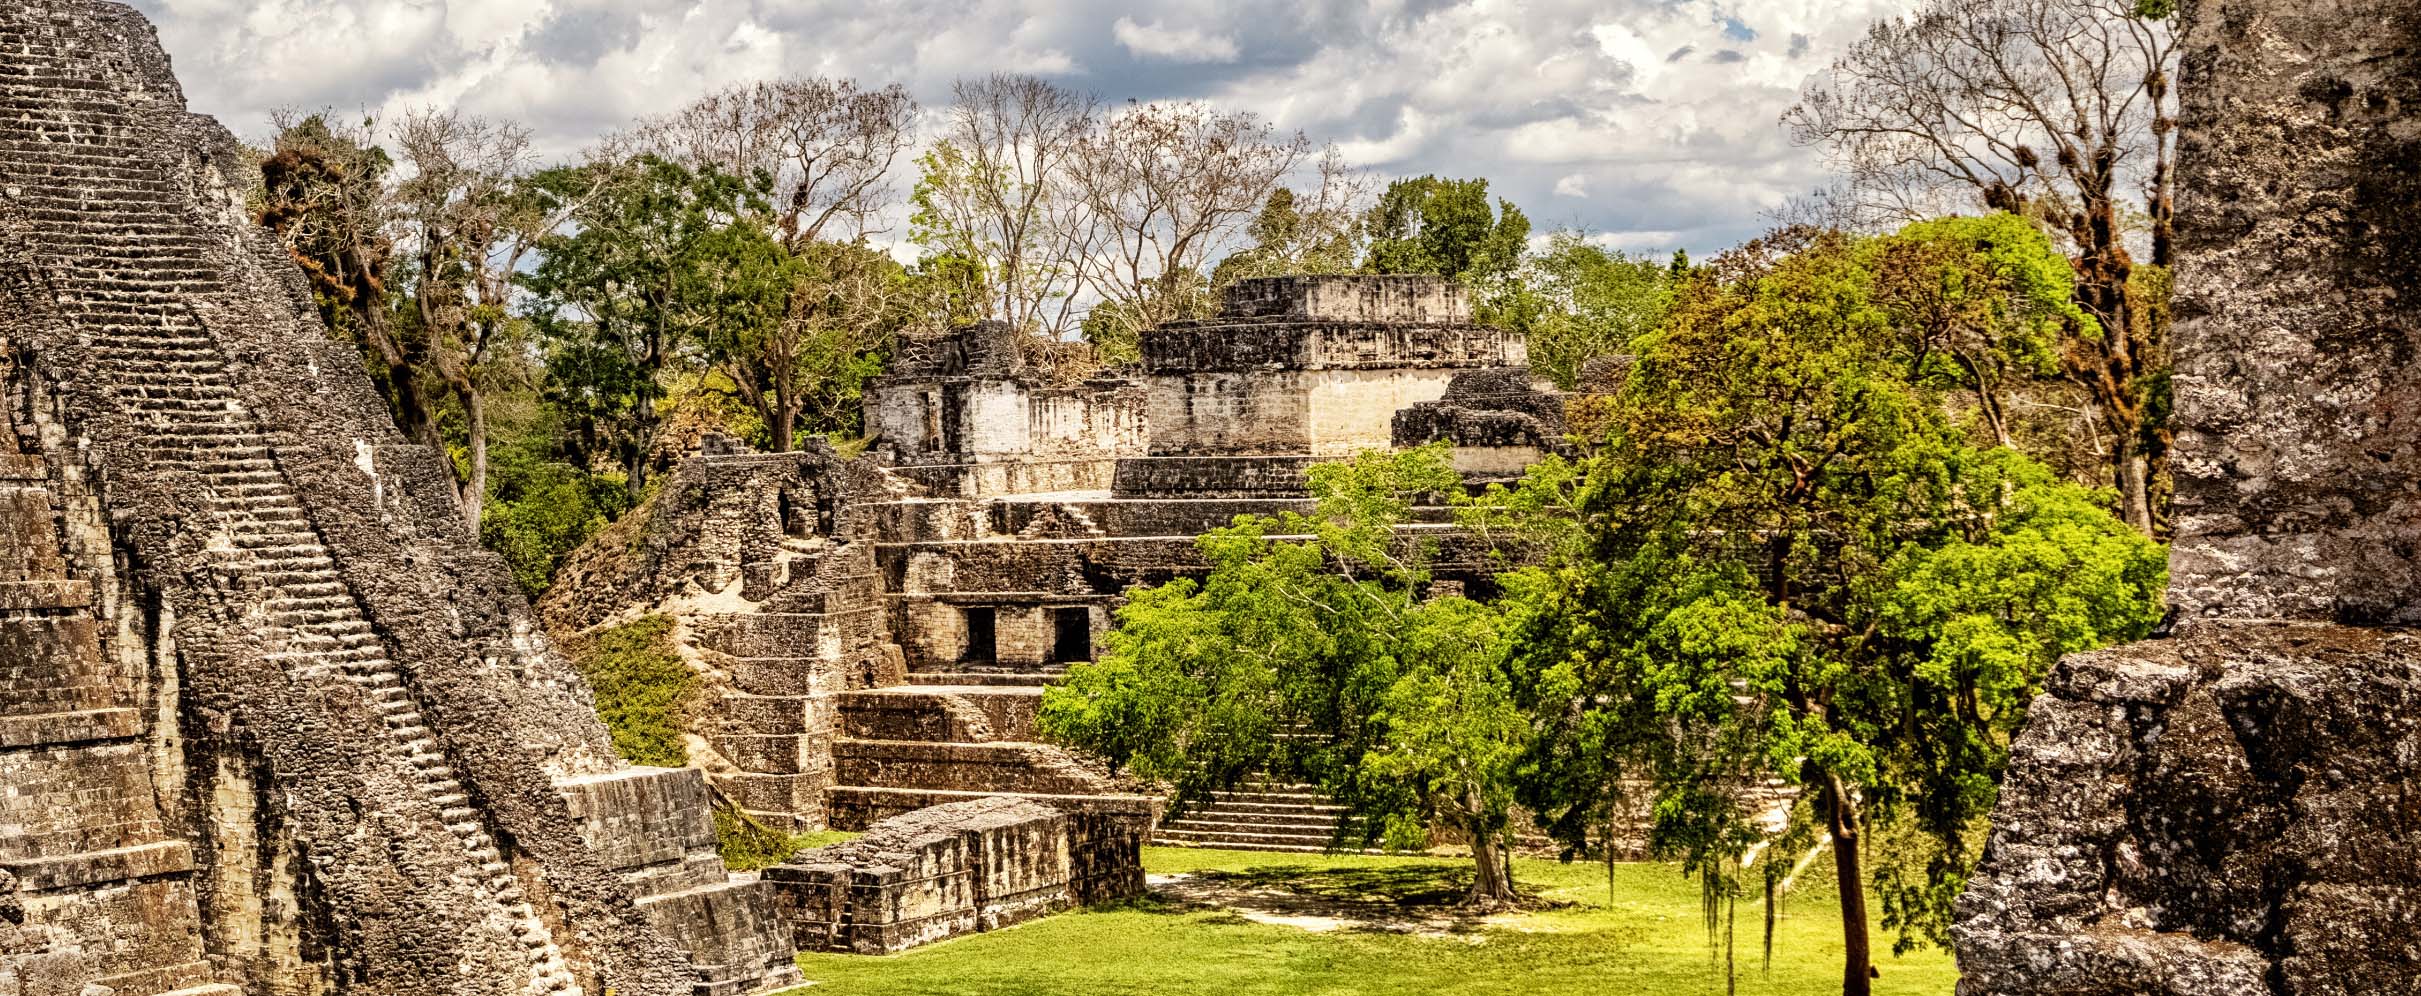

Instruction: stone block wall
[763,796,1143,955]
[558,768,802,996]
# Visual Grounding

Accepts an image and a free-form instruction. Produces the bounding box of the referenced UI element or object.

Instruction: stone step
[904,671,1059,687]
[1161,811,1343,832]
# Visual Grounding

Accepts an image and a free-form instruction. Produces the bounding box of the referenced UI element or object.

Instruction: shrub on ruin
[566,614,696,767]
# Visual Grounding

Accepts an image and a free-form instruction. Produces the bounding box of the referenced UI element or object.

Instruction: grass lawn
[786,845,1959,996]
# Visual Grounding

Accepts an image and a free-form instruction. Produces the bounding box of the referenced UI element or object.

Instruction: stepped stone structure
[0,3,799,994]
[1953,0,2421,993]
[543,275,1537,855]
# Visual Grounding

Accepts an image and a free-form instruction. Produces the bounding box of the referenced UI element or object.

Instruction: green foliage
[1863,214,2094,448]
[1489,225,2167,961]
[1043,446,1528,899]
[1211,186,1365,287]
[520,156,775,489]
[794,847,1961,996]
[569,615,697,767]
[1361,176,1530,291]
[1493,233,1673,389]
[480,446,632,596]
[711,808,855,871]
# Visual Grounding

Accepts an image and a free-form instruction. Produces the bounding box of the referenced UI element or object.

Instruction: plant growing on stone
[1488,229,2167,995]
[1041,445,1532,905]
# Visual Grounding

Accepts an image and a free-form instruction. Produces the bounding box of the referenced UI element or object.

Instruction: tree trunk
[461,387,487,534]
[2115,434,2154,536]
[1468,824,1516,906]
[1823,776,1872,996]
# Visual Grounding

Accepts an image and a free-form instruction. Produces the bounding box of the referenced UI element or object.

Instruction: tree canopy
[1483,225,2166,995]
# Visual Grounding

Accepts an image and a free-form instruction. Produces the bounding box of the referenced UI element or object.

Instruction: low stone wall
[557,768,803,996]
[834,740,1111,796]
[1111,455,1317,499]
[763,796,1147,954]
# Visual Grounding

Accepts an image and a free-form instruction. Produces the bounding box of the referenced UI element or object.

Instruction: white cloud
[124,0,1926,256]
[1112,16,1240,64]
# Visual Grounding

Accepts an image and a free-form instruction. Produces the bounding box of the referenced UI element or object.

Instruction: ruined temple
[0,3,806,993]
[1954,0,2421,991]
[542,274,1540,854]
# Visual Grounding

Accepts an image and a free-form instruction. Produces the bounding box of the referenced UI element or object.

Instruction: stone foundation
[763,796,1146,955]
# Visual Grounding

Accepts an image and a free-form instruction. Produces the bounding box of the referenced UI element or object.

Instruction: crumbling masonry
[0,3,799,994]
[1953,0,2421,992]
[542,275,1557,856]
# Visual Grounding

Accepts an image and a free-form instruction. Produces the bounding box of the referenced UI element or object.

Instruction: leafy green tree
[1487,228,2166,995]
[1495,233,1673,390]
[1863,214,2089,448]
[1042,446,1531,904]
[1361,176,1530,294]
[520,156,774,494]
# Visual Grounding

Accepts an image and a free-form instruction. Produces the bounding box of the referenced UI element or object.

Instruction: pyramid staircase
[0,10,579,993]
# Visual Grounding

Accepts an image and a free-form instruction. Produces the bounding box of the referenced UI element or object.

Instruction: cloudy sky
[125,0,1917,257]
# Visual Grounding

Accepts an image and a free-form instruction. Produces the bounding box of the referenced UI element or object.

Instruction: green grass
[565,614,694,767]
[788,846,1958,996]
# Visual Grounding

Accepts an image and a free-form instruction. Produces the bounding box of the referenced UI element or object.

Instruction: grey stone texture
[1122,276,1527,496]
[0,4,795,994]
[1955,0,2421,992]
[763,796,1146,955]
[2165,0,2421,626]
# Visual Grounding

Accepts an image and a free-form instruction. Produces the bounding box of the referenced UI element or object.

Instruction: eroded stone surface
[2165,0,2421,626]
[1955,626,2421,994]
[0,3,794,993]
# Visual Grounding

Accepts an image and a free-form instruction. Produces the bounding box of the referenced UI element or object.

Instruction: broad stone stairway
[1152,781,1359,854]
[0,12,579,993]
[827,652,1152,829]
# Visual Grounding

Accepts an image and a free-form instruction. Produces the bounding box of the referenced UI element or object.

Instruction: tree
[1207,148,1372,287]
[636,77,917,251]
[520,157,775,495]
[258,114,440,453]
[1487,230,2166,995]
[1862,213,2088,449]
[1784,0,2178,533]
[699,240,917,448]
[1066,101,1312,360]
[1497,233,1672,390]
[1041,446,1530,904]
[388,109,553,530]
[1360,175,1530,295]
[637,78,922,449]
[911,75,1102,347]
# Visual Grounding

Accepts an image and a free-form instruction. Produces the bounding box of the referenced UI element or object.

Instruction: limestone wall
[2164,0,2421,626]
[763,796,1144,955]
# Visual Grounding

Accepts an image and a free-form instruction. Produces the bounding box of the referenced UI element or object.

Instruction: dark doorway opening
[1051,607,1092,664]
[962,606,996,663]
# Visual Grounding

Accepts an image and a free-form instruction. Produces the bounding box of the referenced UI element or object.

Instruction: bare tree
[637,77,917,249]
[391,108,556,531]
[259,111,437,453]
[1069,101,1313,334]
[914,74,1104,347]
[1783,0,2177,533]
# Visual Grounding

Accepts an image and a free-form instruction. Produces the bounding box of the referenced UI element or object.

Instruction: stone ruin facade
[542,274,1550,857]
[0,3,813,994]
[1953,0,2421,993]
